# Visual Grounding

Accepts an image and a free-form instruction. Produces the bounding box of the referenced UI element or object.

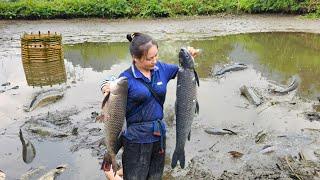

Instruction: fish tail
[19,129,26,146]
[171,149,185,169]
[101,153,115,172]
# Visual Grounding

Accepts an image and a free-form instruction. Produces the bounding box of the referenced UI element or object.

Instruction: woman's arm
[101,83,110,97]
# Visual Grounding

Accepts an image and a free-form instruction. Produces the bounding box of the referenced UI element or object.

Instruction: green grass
[0,0,319,19]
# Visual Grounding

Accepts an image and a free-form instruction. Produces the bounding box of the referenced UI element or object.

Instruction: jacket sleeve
[161,62,179,81]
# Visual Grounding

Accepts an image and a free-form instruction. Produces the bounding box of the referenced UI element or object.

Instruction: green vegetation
[0,0,319,19]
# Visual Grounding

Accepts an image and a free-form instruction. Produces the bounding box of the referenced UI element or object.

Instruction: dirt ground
[0,15,320,179]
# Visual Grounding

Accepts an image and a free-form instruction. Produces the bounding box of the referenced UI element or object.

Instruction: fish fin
[188,131,191,141]
[238,63,247,67]
[101,92,110,109]
[222,128,237,135]
[195,100,199,114]
[171,149,185,169]
[194,70,199,87]
[115,134,123,154]
[115,141,122,155]
[95,114,105,123]
[120,119,127,135]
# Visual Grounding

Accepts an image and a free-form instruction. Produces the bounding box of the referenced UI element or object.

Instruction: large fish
[26,89,64,112]
[19,129,36,164]
[214,63,247,76]
[269,75,299,95]
[100,77,128,173]
[240,85,263,106]
[171,48,199,169]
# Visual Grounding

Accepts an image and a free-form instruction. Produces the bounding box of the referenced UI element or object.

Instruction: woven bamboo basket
[21,32,66,87]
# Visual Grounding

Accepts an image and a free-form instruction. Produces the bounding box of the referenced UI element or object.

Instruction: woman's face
[135,45,158,71]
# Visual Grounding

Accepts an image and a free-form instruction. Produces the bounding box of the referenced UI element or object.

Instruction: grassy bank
[0,0,319,19]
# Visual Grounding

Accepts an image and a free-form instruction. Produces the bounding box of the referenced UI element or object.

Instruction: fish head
[110,77,128,95]
[179,47,194,69]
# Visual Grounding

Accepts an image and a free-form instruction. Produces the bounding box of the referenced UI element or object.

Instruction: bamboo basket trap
[21,31,66,87]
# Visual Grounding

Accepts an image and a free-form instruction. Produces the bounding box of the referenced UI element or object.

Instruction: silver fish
[204,128,237,135]
[259,145,275,154]
[26,89,64,112]
[171,48,199,169]
[269,75,299,95]
[240,85,263,106]
[101,77,128,173]
[19,129,36,164]
[38,164,67,180]
[214,63,247,76]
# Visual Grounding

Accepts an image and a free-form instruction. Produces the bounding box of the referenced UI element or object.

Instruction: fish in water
[171,48,199,169]
[269,75,300,95]
[259,145,275,154]
[19,129,36,164]
[204,128,237,135]
[100,77,128,173]
[214,63,248,76]
[240,85,263,106]
[26,89,64,112]
[38,164,67,180]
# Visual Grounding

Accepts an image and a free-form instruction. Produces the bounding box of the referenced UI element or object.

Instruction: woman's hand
[187,46,200,58]
[104,168,123,180]
[102,83,110,96]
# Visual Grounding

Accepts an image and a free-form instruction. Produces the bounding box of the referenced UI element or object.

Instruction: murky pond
[64,32,320,98]
[1,32,320,179]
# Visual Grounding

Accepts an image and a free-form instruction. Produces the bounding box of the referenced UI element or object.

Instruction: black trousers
[122,137,166,180]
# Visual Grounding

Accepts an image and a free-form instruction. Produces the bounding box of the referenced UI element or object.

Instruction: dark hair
[126,33,158,59]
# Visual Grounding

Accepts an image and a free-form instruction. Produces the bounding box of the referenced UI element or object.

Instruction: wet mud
[0,15,320,179]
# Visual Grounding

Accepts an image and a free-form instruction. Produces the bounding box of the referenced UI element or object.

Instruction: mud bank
[0,15,320,49]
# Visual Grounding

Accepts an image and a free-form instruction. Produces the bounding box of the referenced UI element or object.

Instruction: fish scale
[101,77,128,173]
[172,48,199,169]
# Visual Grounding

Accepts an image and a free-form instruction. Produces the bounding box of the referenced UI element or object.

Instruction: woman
[101,33,198,180]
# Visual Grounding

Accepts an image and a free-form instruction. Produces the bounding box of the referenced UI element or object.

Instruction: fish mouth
[179,48,190,59]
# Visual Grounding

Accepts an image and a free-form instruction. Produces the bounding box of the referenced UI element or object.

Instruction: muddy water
[64,32,320,98]
[1,18,320,179]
